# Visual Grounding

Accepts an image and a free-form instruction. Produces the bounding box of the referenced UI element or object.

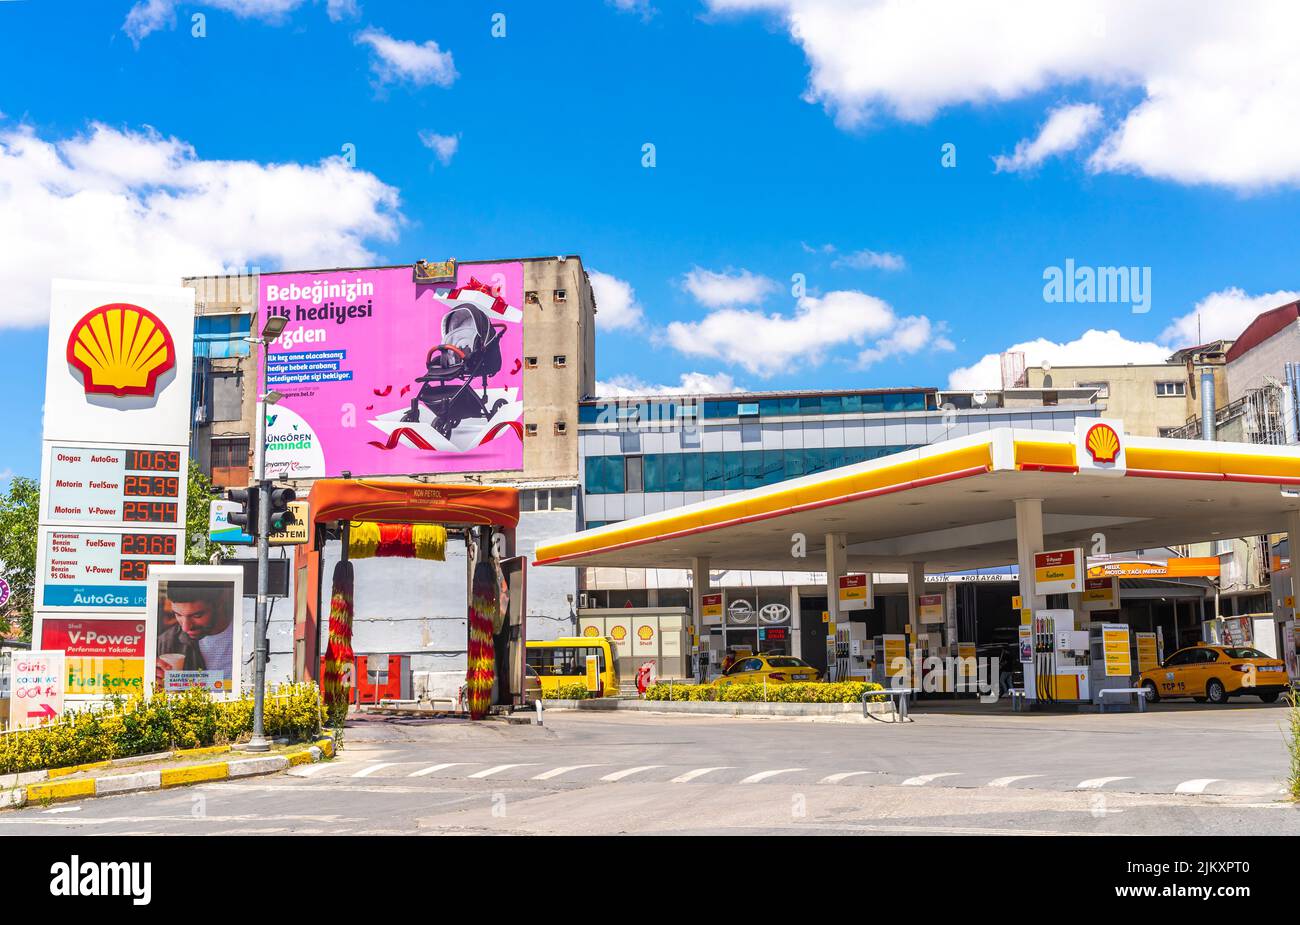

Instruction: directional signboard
[9,651,65,729]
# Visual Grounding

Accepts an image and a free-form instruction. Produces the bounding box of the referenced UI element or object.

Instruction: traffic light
[268,486,297,535]
[225,486,259,537]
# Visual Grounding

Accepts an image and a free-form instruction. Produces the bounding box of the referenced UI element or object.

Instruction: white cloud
[356,28,457,89]
[123,0,346,44]
[608,0,657,18]
[706,0,1300,189]
[681,267,779,308]
[858,314,953,367]
[946,329,1170,390]
[596,371,743,397]
[418,130,460,166]
[1160,287,1300,346]
[0,121,402,328]
[325,0,359,21]
[589,270,645,331]
[993,103,1103,173]
[831,248,906,271]
[666,288,946,377]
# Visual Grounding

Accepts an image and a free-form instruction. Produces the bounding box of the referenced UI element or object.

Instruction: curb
[2,734,336,811]
[541,699,896,719]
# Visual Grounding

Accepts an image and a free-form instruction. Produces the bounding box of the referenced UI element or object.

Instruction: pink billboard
[258,264,524,478]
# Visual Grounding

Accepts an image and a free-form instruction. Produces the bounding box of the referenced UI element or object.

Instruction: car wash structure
[535,420,1300,707]
[292,479,525,718]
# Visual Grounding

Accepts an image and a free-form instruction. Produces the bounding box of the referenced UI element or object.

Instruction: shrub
[644,680,883,704]
[542,682,591,700]
[1287,689,1300,802]
[0,683,324,776]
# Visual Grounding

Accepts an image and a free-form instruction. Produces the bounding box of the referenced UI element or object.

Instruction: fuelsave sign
[40,618,147,696]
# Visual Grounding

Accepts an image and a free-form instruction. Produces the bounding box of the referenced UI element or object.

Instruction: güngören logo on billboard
[66,302,176,398]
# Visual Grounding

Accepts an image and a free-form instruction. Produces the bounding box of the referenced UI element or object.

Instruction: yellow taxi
[715,654,821,686]
[1138,644,1291,705]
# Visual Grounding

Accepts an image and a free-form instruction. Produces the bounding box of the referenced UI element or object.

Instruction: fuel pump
[1024,609,1090,704]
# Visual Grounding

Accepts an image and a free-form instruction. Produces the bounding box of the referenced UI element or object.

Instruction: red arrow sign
[27,703,57,721]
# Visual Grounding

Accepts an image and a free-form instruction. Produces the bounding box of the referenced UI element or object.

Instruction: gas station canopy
[535,427,1300,573]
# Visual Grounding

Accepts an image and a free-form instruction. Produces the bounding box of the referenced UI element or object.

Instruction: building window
[625,456,644,493]
[210,437,250,488]
[211,371,242,422]
[525,291,540,304]
[554,420,568,435]
[524,356,538,369]
[520,487,575,512]
[194,313,252,359]
[1156,380,1187,397]
[553,355,567,369]
[525,423,538,437]
[553,289,567,303]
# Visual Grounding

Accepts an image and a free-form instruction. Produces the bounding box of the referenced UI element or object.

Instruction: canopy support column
[691,556,711,682]
[824,533,847,680]
[1287,509,1300,622]
[1015,498,1047,611]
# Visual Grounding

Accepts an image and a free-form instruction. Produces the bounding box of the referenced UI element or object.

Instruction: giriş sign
[44,280,194,446]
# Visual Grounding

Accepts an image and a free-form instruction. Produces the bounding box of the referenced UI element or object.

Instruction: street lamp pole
[247,313,287,753]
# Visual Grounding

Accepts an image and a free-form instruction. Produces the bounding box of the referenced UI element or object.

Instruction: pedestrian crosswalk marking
[352,763,397,778]
[738,768,804,784]
[670,767,732,783]
[532,765,600,780]
[600,765,663,782]
[408,763,460,777]
[468,763,535,779]
[901,772,959,786]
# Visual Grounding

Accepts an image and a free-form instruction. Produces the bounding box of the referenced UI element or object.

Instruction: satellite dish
[973,390,988,406]
[1041,360,1052,372]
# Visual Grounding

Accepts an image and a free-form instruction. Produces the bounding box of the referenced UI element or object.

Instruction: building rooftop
[1225,300,1300,364]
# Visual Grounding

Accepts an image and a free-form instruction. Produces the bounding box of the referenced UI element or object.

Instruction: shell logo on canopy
[1084,422,1121,464]
[66,303,176,398]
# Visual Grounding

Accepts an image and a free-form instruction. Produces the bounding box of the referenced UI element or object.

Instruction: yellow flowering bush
[541,682,591,700]
[644,680,883,704]
[0,683,324,776]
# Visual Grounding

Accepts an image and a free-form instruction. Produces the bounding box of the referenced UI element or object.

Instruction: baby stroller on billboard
[401,303,509,439]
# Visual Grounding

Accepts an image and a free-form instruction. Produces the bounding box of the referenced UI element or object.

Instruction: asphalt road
[4,703,1298,836]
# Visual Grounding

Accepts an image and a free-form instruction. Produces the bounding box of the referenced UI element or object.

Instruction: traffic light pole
[247,395,272,753]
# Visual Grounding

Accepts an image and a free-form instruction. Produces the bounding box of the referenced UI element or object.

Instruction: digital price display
[40,529,182,609]
[46,445,183,525]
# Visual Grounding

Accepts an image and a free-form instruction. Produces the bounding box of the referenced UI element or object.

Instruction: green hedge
[644,680,883,703]
[541,682,591,700]
[0,683,324,776]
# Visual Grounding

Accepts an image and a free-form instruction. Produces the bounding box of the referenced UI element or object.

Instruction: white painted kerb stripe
[901,772,959,786]
[1076,776,1132,789]
[1174,778,1221,794]
[987,774,1043,788]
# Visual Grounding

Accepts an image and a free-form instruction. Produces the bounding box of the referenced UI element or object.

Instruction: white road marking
[901,772,960,786]
[43,806,82,814]
[987,774,1044,788]
[1076,776,1132,790]
[738,768,805,784]
[820,771,877,784]
[600,765,663,782]
[532,765,600,781]
[1175,778,1222,794]
[288,763,337,778]
[670,766,732,783]
[408,763,460,778]
[352,763,398,778]
[467,763,534,779]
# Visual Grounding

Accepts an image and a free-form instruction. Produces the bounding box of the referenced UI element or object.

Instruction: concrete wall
[1226,322,1300,399]
[1025,364,1221,436]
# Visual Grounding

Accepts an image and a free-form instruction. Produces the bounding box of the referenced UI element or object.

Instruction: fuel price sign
[39,528,183,609]
[45,445,185,525]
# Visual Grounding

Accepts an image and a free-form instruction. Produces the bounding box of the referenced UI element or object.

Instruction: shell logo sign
[610,624,627,642]
[66,303,176,398]
[582,625,599,637]
[1084,422,1121,464]
[636,624,655,642]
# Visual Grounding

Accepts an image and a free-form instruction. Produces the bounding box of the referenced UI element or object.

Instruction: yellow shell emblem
[636,625,654,641]
[67,302,175,397]
[1084,423,1121,463]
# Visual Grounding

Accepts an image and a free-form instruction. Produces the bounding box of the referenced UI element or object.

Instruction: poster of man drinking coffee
[146,566,243,697]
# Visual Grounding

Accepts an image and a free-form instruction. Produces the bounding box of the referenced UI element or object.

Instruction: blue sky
[2,0,1300,480]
